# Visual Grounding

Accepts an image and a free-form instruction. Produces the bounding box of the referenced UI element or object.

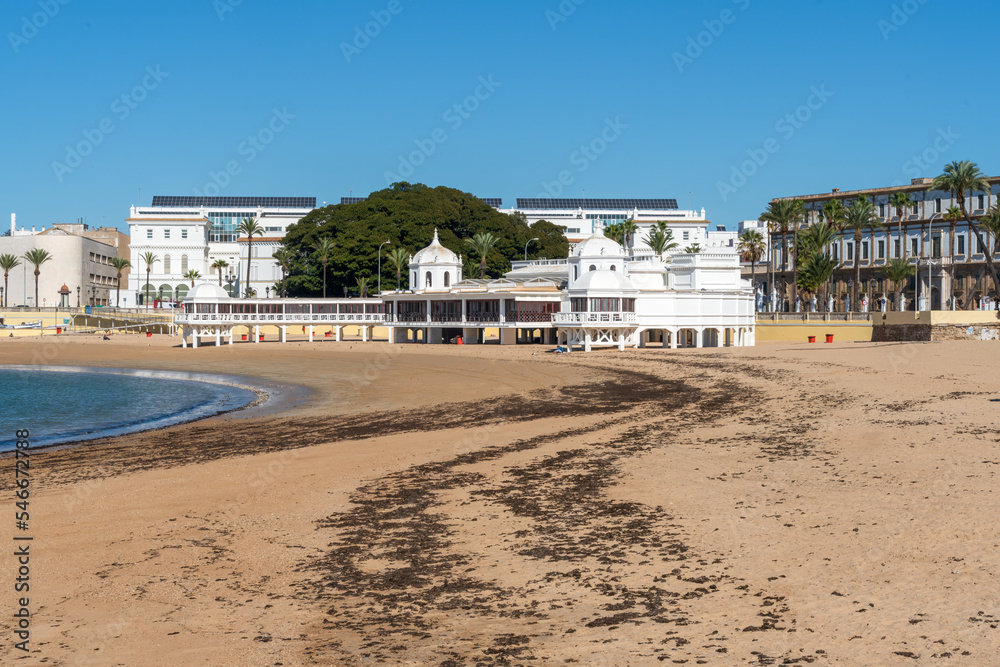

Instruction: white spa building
[177,225,755,351]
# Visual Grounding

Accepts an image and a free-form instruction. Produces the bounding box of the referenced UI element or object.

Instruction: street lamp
[377,240,390,295]
[225,270,235,297]
[919,258,939,311]
[76,286,80,308]
[524,237,539,261]
[265,286,270,298]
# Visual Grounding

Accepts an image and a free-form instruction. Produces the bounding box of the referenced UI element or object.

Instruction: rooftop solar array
[340,197,367,205]
[516,198,678,210]
[480,198,503,207]
[151,196,316,208]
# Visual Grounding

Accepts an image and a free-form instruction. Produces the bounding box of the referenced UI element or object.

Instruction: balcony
[552,312,637,325]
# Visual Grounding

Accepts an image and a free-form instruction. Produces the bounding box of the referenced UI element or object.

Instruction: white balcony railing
[552,312,637,325]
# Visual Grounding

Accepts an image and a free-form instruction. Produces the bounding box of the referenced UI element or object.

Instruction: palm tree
[843,196,882,310]
[109,256,132,308]
[760,199,805,306]
[889,192,913,259]
[603,222,624,245]
[620,219,638,256]
[884,258,916,311]
[932,160,1000,302]
[684,243,702,254]
[797,221,838,309]
[183,270,201,287]
[0,253,22,307]
[211,259,229,287]
[312,237,336,298]
[645,227,679,258]
[356,276,371,298]
[237,217,264,298]
[140,251,158,309]
[738,229,766,307]
[386,247,409,292]
[465,231,500,279]
[22,249,52,308]
[797,252,838,312]
[271,249,292,298]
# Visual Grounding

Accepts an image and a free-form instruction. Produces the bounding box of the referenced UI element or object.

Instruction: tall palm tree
[889,191,913,259]
[312,237,336,298]
[386,247,409,292]
[602,222,624,245]
[760,199,805,307]
[271,249,292,298]
[738,229,766,308]
[109,256,132,308]
[843,196,882,310]
[140,251,158,309]
[884,258,916,311]
[0,253,22,307]
[211,258,229,286]
[466,231,500,279]
[797,252,838,312]
[183,270,201,287]
[355,276,371,298]
[237,217,264,298]
[645,227,679,258]
[798,221,838,309]
[932,160,1000,302]
[22,249,52,308]
[620,219,638,256]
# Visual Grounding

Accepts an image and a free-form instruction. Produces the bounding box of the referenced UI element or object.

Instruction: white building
[127,196,316,303]
[499,198,708,245]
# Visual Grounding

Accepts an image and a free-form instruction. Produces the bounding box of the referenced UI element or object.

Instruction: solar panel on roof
[515,198,678,210]
[340,197,367,205]
[480,198,502,207]
[150,196,317,208]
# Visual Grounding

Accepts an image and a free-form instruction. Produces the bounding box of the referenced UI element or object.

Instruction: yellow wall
[755,322,873,343]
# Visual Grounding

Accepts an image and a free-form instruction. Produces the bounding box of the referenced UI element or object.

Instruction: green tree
[738,229,766,307]
[271,249,292,298]
[356,275,371,298]
[211,258,229,287]
[760,199,806,306]
[645,226,679,257]
[0,253,22,307]
[140,252,158,309]
[620,219,638,256]
[797,252,839,311]
[889,191,913,259]
[843,195,882,310]
[183,270,201,287]
[22,249,52,308]
[932,160,1000,304]
[603,222,624,245]
[386,247,409,292]
[798,221,838,308]
[466,231,500,279]
[238,217,264,297]
[884,257,916,311]
[312,237,336,298]
[109,256,132,308]
[684,243,702,254]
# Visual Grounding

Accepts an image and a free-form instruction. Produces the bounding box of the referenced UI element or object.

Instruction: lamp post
[76,286,80,308]
[265,286,270,299]
[524,237,539,261]
[919,258,939,311]
[0,286,4,309]
[377,240,390,295]
[225,270,235,297]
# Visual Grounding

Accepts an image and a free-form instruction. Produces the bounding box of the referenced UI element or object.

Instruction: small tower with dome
[568,231,627,288]
[408,229,462,293]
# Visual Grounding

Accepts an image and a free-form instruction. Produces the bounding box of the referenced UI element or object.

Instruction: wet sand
[1,334,999,665]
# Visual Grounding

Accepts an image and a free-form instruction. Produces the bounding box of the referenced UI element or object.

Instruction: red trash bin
[808,335,816,343]
[56,327,62,334]
[241,334,247,341]
[825,334,834,343]
[456,335,464,345]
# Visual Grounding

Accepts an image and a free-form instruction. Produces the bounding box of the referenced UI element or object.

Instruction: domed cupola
[568,231,627,288]
[183,282,231,303]
[409,229,462,293]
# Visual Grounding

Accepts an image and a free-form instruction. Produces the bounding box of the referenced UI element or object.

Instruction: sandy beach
[2,334,999,665]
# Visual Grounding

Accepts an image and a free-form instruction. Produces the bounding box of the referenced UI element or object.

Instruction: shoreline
[0,364,307,454]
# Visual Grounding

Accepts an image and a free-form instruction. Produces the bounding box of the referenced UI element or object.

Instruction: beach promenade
[1,335,998,664]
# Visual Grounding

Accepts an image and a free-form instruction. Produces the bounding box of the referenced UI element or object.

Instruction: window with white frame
[146,229,153,239]
[164,229,170,239]
[847,242,854,260]
[181,229,188,239]
[958,235,966,255]
[877,239,885,259]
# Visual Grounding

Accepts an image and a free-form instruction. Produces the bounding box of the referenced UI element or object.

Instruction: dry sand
[1,334,999,665]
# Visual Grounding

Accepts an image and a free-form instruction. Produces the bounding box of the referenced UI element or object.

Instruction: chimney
[832,188,840,194]
[10,213,14,235]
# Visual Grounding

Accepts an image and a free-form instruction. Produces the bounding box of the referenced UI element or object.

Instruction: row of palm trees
[755,160,1000,311]
[604,221,682,256]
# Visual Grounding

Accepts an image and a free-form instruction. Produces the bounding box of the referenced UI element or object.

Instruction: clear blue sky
[3,0,997,234]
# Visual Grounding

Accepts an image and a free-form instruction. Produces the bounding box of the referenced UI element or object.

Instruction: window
[977,235,985,253]
[163,255,171,274]
[609,265,616,271]
[182,229,188,239]
[862,241,869,261]
[425,271,432,288]
[847,242,854,261]
[958,235,966,255]
[589,265,597,272]
[879,204,886,218]
[935,198,942,213]
[912,238,919,255]
[877,240,885,259]
[911,203,919,215]
[164,229,170,239]
[181,255,188,273]
[978,194,985,210]
[590,298,620,312]
[571,297,587,312]
[444,272,450,287]
[832,244,838,260]
[682,231,690,241]
[573,265,579,281]
[894,239,900,257]
[146,229,153,239]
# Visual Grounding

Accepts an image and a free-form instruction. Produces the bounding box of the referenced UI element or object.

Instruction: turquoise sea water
[0,367,259,451]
